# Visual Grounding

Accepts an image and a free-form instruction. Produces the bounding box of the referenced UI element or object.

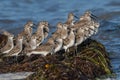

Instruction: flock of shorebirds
[0,11,100,57]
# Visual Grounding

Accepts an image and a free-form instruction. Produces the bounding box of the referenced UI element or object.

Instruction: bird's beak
[91,14,98,18]
[32,23,37,29]
[33,23,37,26]
[47,24,50,27]
[90,14,99,21]
[74,15,79,19]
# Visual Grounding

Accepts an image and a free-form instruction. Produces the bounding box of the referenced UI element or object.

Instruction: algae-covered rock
[0,39,112,80]
[25,39,112,80]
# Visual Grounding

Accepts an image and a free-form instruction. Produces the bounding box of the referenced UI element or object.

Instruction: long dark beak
[90,14,99,21]
[33,23,37,29]
[91,14,98,19]
[33,23,37,26]
[74,15,79,19]
[33,27,36,29]
[48,24,51,27]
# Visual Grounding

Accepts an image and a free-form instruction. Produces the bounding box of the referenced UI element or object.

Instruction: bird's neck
[36,27,44,35]
[57,40,63,46]
[69,31,75,39]
[8,37,14,44]
[17,39,23,49]
[30,39,37,49]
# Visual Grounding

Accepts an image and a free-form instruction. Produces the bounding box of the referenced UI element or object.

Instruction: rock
[0,39,112,80]
[26,39,112,80]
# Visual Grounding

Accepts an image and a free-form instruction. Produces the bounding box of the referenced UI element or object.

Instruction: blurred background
[0,0,120,79]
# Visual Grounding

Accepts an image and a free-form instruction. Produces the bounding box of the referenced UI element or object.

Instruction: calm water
[0,0,120,79]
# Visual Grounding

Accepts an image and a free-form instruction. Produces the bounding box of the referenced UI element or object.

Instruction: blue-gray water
[0,0,120,79]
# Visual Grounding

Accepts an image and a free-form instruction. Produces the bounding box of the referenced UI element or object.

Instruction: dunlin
[20,21,35,46]
[51,22,63,39]
[34,21,45,46]
[54,38,63,53]
[63,28,75,52]
[87,21,97,38]
[84,21,100,39]
[83,11,100,38]
[22,34,37,54]
[71,11,94,31]
[71,15,90,31]
[22,21,34,38]
[42,21,49,39]
[91,19,100,34]
[0,31,14,54]
[6,34,23,56]
[83,29,91,40]
[74,27,86,53]
[29,34,37,49]
[72,11,99,40]
[60,24,68,39]
[83,11,99,29]
[74,28,85,47]
[65,12,75,26]
[26,38,55,56]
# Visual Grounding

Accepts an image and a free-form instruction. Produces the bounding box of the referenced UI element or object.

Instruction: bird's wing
[63,38,70,46]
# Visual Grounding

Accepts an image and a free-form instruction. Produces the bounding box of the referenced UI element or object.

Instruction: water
[0,72,33,80]
[0,0,120,79]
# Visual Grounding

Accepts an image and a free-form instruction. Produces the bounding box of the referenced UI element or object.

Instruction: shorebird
[71,11,95,30]
[34,21,45,46]
[71,11,99,39]
[51,22,63,39]
[65,12,75,27]
[54,38,63,53]
[42,21,49,39]
[63,28,75,52]
[60,24,68,39]
[84,21,100,40]
[5,34,23,56]
[75,28,85,47]
[19,21,35,46]
[74,28,85,53]
[91,19,100,34]
[22,34,37,54]
[26,38,55,56]
[71,15,89,31]
[82,11,100,38]
[29,34,37,49]
[0,31,14,54]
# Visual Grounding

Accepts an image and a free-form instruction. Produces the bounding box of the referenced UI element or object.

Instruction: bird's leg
[67,48,70,53]
[6,56,9,63]
[15,56,19,65]
[75,46,78,56]
[64,49,68,59]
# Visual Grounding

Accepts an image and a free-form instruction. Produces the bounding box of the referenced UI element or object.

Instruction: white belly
[3,44,14,54]
[31,51,49,56]
[54,44,62,53]
[75,38,84,46]
[68,40,75,48]
[37,36,44,46]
